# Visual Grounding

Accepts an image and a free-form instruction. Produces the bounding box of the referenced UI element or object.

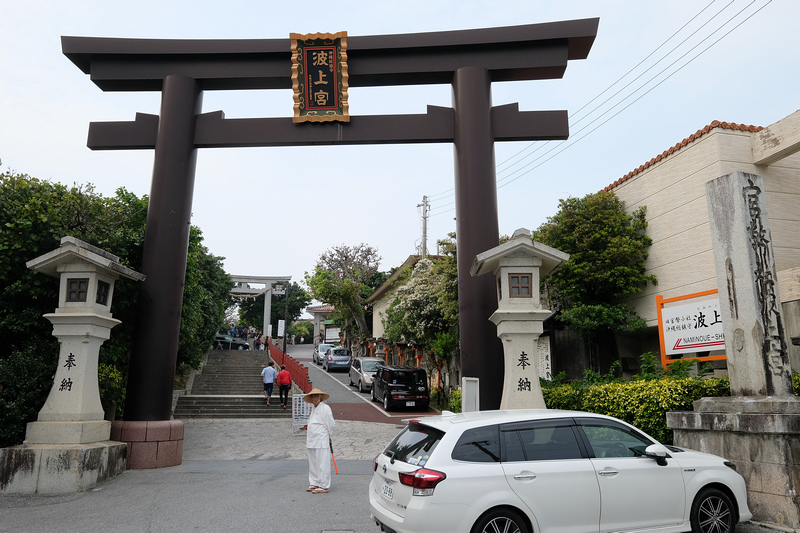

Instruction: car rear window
[391,370,426,385]
[452,425,500,463]
[384,422,443,466]
[362,360,382,372]
[331,348,350,357]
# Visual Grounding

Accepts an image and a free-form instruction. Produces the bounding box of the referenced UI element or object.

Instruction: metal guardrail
[268,342,312,394]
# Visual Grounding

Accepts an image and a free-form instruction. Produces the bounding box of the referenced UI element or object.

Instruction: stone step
[173,395,292,419]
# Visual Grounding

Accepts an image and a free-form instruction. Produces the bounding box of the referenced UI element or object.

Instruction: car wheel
[690,487,735,533]
[348,375,354,386]
[371,387,377,402]
[471,509,529,533]
[358,380,364,393]
[383,394,392,411]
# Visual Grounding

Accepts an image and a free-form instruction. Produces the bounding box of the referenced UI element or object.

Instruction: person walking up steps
[277,364,291,409]
[260,361,277,405]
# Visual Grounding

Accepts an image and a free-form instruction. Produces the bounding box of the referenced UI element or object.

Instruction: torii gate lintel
[87,105,569,150]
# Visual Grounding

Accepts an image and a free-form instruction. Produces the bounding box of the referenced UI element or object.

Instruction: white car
[313,343,335,365]
[369,409,751,533]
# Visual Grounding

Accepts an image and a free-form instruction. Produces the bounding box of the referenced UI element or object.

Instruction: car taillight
[398,468,446,496]
[373,454,380,472]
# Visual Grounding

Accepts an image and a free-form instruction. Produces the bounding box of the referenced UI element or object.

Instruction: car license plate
[406,401,416,406]
[382,482,393,500]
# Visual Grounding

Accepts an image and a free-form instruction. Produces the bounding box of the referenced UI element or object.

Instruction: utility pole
[418,195,429,258]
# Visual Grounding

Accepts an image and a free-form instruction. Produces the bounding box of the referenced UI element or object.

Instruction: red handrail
[268,342,312,394]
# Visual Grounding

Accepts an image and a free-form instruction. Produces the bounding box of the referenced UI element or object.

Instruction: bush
[98,363,125,420]
[542,376,730,444]
[0,340,58,447]
[449,389,462,413]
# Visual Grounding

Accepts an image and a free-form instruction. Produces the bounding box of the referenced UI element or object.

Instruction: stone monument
[0,237,144,494]
[667,172,800,528]
[470,228,568,409]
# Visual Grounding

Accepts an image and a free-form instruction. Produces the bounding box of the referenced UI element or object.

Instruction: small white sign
[536,336,552,380]
[662,298,725,355]
[277,319,285,337]
[292,395,311,426]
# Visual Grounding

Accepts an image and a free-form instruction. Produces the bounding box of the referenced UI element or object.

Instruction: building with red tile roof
[601,110,800,370]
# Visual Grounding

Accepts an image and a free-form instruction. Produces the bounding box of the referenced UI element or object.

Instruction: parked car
[313,343,335,365]
[348,357,384,392]
[370,365,429,411]
[213,334,250,350]
[322,347,352,372]
[369,409,752,533]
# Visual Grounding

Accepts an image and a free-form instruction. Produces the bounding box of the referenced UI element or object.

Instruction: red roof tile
[603,121,763,191]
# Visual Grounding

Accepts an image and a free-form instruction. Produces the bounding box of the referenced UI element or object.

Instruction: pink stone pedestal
[111,420,184,469]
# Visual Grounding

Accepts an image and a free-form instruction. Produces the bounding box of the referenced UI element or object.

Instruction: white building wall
[611,126,800,328]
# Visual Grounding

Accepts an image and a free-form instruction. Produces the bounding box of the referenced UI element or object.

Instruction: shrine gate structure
[62,20,598,462]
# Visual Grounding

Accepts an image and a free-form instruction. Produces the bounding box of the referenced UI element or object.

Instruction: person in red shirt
[277,365,292,409]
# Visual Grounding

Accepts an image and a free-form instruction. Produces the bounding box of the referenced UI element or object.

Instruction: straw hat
[303,388,330,403]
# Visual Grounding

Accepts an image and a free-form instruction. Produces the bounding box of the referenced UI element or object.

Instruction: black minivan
[370,365,429,411]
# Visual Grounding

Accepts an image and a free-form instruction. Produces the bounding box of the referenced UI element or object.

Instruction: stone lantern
[0,236,144,494]
[470,228,568,409]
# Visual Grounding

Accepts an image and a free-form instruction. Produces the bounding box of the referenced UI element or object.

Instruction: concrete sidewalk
[0,417,789,533]
[0,418,404,533]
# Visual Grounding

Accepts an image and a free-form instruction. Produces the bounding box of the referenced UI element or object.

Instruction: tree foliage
[533,191,656,340]
[383,258,455,346]
[382,237,460,376]
[305,243,381,342]
[0,171,230,444]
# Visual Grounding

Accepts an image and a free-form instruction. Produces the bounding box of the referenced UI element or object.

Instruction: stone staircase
[173,350,292,419]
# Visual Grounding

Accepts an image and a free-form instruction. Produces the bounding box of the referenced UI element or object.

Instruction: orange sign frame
[656,289,727,369]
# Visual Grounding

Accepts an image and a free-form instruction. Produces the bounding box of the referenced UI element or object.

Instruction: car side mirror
[645,443,670,466]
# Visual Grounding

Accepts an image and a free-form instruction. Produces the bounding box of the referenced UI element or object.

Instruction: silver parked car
[322,347,352,372]
[313,343,335,365]
[348,357,384,393]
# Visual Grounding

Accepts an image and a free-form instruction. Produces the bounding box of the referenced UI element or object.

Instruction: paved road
[300,344,436,424]
[0,343,787,532]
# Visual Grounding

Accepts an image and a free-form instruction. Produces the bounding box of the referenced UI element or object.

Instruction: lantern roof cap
[26,236,145,281]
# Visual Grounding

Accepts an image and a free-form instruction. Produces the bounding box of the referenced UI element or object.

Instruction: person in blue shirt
[260,361,278,405]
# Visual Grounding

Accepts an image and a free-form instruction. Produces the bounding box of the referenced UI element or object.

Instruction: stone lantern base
[0,441,126,494]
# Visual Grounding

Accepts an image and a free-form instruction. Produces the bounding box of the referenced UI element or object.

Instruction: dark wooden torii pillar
[63,19,597,420]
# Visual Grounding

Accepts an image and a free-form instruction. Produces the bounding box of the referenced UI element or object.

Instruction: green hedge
[542,377,731,444]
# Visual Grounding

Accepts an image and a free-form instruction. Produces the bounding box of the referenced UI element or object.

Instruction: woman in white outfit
[304,388,336,494]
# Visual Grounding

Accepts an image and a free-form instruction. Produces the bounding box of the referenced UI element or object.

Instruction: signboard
[290,32,349,123]
[277,319,285,337]
[656,289,727,368]
[662,298,724,355]
[536,335,552,380]
[292,395,312,435]
[325,326,340,343]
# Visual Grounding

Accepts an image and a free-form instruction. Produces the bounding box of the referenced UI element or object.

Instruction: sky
[1,0,797,308]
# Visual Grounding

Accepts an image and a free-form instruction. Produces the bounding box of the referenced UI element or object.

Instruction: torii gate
[229,275,292,339]
[62,20,597,428]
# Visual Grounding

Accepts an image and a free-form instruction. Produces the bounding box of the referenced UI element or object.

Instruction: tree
[382,247,460,396]
[305,243,381,343]
[0,171,231,445]
[533,190,656,343]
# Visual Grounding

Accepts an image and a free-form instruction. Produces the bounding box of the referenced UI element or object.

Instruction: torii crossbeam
[63,19,597,426]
